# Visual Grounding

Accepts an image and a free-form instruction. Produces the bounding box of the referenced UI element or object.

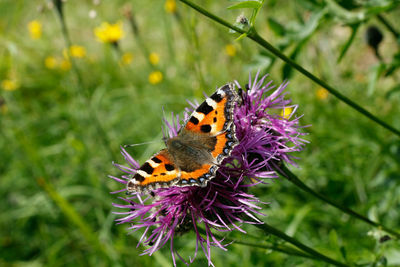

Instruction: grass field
[1,0,400,266]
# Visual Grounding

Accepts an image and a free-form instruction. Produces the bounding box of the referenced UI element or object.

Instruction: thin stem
[197,228,315,260]
[277,164,400,239]
[253,222,350,267]
[377,14,399,40]
[53,2,117,160]
[178,0,400,137]
[124,8,153,69]
[221,235,315,260]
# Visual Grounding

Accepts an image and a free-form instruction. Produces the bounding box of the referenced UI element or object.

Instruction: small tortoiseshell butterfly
[126,83,241,193]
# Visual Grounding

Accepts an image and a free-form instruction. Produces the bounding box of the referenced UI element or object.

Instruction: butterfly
[126,83,241,193]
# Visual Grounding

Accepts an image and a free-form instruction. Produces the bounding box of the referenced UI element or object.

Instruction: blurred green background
[1,0,400,266]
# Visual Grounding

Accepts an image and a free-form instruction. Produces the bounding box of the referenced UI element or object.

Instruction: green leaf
[368,63,386,96]
[325,0,366,24]
[386,85,400,99]
[228,0,262,10]
[268,18,286,36]
[337,23,360,63]
[235,32,248,41]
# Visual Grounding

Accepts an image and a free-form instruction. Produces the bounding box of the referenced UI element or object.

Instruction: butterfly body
[127,83,240,193]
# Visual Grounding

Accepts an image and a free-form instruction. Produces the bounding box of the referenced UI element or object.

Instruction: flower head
[120,52,134,66]
[94,21,124,44]
[316,87,329,100]
[148,70,163,85]
[1,79,19,91]
[165,0,177,14]
[111,73,307,266]
[281,106,293,119]
[44,56,58,69]
[60,59,71,71]
[28,20,42,40]
[69,45,86,58]
[225,44,236,57]
[149,52,160,65]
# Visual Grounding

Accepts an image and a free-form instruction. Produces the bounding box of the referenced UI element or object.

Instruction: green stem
[377,14,399,40]
[125,8,153,69]
[253,222,350,267]
[233,239,314,259]
[215,233,315,260]
[178,0,400,137]
[277,164,400,239]
[53,3,117,160]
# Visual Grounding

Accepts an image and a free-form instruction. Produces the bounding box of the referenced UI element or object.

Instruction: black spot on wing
[165,164,175,171]
[141,162,154,175]
[211,92,223,103]
[213,117,217,123]
[189,116,199,125]
[200,124,212,133]
[196,101,213,115]
[152,157,162,163]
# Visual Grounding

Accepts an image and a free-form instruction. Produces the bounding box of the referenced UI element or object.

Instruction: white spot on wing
[217,89,226,96]
[206,98,217,109]
[210,123,217,134]
[165,169,178,176]
[128,178,139,185]
[137,170,150,178]
[147,159,160,168]
[192,111,205,122]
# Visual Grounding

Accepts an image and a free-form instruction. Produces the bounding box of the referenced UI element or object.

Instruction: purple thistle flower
[110,73,307,266]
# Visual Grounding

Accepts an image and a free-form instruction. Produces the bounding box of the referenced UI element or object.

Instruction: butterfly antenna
[124,141,160,148]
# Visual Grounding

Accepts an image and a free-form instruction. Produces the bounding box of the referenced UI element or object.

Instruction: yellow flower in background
[316,88,329,100]
[94,21,124,43]
[28,20,42,39]
[225,44,236,57]
[1,79,19,91]
[69,45,86,58]
[60,59,71,71]
[165,0,177,13]
[148,71,163,85]
[280,107,293,119]
[149,52,160,65]
[44,56,58,69]
[120,52,133,65]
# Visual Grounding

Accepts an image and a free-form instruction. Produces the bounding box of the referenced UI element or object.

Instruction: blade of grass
[37,177,115,264]
[52,0,118,161]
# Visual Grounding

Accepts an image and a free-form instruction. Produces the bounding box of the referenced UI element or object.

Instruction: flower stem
[177,0,400,138]
[376,14,399,40]
[214,233,315,260]
[53,1,118,160]
[253,221,350,267]
[277,164,400,239]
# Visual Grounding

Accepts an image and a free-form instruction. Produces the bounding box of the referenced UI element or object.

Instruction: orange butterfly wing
[126,83,240,193]
[126,149,179,192]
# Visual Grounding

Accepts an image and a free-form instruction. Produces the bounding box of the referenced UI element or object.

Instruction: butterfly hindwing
[126,149,179,192]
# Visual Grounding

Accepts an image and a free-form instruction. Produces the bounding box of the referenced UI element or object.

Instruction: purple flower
[110,73,307,266]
